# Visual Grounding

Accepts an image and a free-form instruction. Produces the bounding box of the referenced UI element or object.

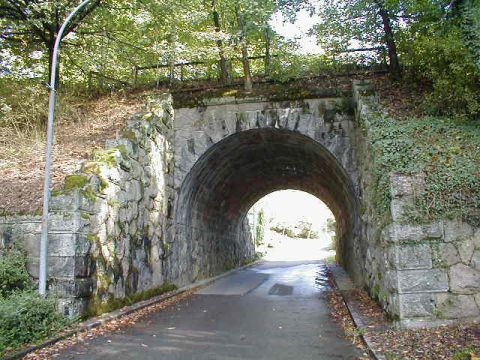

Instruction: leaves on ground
[326,267,480,360]
[19,290,194,360]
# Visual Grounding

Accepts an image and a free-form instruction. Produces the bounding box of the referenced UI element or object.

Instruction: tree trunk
[264,26,272,77]
[211,0,231,84]
[47,40,59,87]
[378,4,401,80]
[168,26,177,84]
[235,6,252,91]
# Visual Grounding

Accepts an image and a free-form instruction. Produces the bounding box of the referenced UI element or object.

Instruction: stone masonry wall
[0,94,176,317]
[354,80,480,327]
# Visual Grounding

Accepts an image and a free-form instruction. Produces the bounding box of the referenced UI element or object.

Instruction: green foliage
[268,54,338,82]
[296,221,318,239]
[365,111,480,226]
[0,291,69,353]
[400,24,480,118]
[452,347,479,360]
[0,80,47,134]
[0,248,32,298]
[459,0,480,72]
[255,209,265,245]
[326,217,336,233]
[270,224,296,238]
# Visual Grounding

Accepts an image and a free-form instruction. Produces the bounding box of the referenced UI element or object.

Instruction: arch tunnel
[169,127,362,285]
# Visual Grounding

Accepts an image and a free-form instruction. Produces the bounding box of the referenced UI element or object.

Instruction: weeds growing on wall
[366,113,480,226]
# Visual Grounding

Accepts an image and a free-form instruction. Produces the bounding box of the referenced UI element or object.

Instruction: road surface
[58,260,362,359]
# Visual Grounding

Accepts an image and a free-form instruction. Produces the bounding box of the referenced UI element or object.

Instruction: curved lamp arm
[39,0,92,296]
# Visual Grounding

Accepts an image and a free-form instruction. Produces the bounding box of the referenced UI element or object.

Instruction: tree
[454,0,480,71]
[0,0,101,84]
[314,0,402,79]
[210,0,232,84]
[235,4,253,90]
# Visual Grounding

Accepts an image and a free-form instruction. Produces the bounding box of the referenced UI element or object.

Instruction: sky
[269,7,323,55]
[251,190,334,231]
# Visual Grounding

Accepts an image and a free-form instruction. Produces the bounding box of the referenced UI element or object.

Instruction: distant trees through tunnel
[247,190,337,262]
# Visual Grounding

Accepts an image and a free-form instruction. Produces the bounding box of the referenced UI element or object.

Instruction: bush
[0,248,32,298]
[270,225,296,238]
[0,291,69,352]
[400,25,480,118]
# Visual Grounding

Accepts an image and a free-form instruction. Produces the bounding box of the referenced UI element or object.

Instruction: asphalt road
[58,261,362,360]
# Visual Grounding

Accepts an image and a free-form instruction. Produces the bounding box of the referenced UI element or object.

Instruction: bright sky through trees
[270,6,323,54]
[253,190,334,232]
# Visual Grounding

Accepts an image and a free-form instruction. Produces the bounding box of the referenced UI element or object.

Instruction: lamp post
[39,0,92,296]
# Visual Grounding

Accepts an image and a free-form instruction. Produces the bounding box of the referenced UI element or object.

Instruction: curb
[327,265,385,360]
[4,260,261,360]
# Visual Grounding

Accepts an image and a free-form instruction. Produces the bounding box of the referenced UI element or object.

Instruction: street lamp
[39,0,92,296]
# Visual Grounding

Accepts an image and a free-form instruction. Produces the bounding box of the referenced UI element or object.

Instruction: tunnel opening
[171,127,361,286]
[247,190,337,263]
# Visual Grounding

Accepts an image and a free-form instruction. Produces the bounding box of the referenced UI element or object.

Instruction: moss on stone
[85,283,177,317]
[81,186,97,202]
[107,199,119,207]
[122,130,138,142]
[81,212,91,220]
[51,189,65,197]
[64,175,89,190]
[82,161,100,174]
[98,176,109,192]
[93,149,119,168]
[87,234,98,243]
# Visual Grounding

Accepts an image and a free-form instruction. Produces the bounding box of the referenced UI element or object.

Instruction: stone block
[458,241,475,264]
[50,191,80,211]
[450,263,480,294]
[388,223,443,243]
[436,293,480,319]
[74,255,93,277]
[48,212,86,233]
[472,250,480,271]
[383,270,398,292]
[397,269,448,293]
[474,228,480,249]
[399,293,436,318]
[390,197,414,222]
[395,244,432,269]
[50,278,93,298]
[27,255,91,279]
[444,220,473,243]
[57,297,89,318]
[390,173,425,198]
[22,233,83,257]
[432,242,461,267]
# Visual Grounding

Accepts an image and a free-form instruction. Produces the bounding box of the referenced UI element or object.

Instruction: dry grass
[0,90,149,215]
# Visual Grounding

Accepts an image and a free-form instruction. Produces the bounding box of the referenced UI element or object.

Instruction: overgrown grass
[365,111,480,226]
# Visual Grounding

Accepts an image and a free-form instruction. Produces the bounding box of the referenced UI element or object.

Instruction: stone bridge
[1,81,479,327]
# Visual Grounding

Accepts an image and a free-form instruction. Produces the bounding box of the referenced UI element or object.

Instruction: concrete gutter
[329,264,386,360]
[4,260,261,360]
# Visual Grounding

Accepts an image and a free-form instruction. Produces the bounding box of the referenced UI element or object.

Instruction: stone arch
[168,127,362,285]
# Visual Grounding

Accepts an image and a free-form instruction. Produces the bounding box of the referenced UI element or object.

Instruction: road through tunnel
[170,127,362,286]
